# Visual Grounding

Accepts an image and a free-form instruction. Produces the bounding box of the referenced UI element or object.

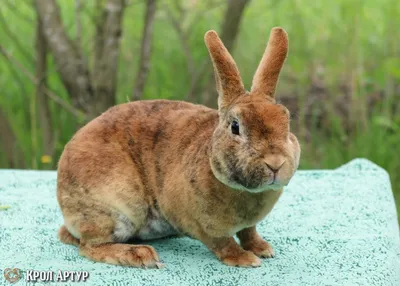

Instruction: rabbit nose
[265,160,285,173]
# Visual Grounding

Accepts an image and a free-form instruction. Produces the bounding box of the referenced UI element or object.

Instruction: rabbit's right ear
[204,31,245,110]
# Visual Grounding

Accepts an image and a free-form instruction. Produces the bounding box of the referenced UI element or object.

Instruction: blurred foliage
[0,0,399,218]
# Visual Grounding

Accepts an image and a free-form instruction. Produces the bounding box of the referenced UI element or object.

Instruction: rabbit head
[205,27,301,193]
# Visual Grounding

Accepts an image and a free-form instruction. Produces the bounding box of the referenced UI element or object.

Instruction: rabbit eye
[231,120,240,135]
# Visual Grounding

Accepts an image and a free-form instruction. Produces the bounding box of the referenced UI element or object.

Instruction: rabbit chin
[229,180,284,193]
[210,165,284,193]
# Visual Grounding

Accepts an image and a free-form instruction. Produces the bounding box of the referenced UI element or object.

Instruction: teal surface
[1,159,400,286]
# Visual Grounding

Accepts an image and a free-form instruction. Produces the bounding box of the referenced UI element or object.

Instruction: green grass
[0,0,399,219]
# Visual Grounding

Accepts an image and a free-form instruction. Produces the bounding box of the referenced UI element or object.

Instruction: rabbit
[56,27,301,268]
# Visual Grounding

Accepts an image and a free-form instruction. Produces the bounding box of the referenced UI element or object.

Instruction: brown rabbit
[56,27,300,268]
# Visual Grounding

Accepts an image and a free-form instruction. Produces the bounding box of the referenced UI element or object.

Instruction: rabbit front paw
[221,250,262,267]
[243,239,275,258]
[204,236,262,267]
[237,226,275,258]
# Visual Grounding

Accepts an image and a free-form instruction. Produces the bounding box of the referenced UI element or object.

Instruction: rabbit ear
[251,27,288,100]
[204,30,245,110]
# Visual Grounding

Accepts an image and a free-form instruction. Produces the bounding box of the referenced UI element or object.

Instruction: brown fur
[204,31,245,109]
[56,27,300,268]
[58,225,79,246]
[251,28,289,100]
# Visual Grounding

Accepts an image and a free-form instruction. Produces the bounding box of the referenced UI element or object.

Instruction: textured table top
[1,158,399,286]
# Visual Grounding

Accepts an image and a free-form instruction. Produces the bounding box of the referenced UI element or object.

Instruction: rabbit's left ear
[204,30,245,110]
[251,27,288,101]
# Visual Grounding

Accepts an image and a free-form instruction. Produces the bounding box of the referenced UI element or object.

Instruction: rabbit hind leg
[62,203,162,268]
[58,225,80,246]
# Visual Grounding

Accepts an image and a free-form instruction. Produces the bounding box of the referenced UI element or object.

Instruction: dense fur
[57,27,300,268]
